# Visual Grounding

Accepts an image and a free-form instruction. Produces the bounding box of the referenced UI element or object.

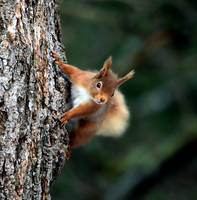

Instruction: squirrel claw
[52,52,60,59]
[54,60,60,65]
[61,113,68,125]
[61,117,68,125]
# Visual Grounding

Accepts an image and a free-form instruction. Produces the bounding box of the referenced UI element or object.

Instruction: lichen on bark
[0,0,69,199]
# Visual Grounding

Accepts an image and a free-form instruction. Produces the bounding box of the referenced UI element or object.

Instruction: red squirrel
[53,52,134,148]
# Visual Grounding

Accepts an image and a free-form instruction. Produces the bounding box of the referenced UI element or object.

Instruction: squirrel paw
[53,52,63,66]
[61,113,68,125]
[52,52,60,60]
[54,60,60,65]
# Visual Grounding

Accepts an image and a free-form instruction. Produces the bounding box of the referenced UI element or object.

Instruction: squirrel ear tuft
[117,70,135,87]
[103,56,112,71]
[94,56,112,78]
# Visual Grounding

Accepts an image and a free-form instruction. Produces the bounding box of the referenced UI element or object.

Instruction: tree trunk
[0,1,69,199]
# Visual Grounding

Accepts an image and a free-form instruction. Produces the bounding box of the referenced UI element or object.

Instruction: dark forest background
[51,0,197,199]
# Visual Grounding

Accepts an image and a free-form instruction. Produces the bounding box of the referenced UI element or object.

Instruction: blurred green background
[52,0,197,199]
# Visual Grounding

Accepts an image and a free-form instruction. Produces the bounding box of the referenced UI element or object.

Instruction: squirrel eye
[96,82,102,88]
[111,92,114,97]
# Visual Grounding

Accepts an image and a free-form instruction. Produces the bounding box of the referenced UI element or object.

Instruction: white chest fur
[71,85,92,107]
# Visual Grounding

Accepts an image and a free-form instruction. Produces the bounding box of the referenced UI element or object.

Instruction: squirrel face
[88,56,135,105]
[89,70,118,104]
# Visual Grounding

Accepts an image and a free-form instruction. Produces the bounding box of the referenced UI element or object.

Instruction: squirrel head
[89,56,134,104]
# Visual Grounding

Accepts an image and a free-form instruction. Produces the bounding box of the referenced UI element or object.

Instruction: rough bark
[0,0,69,199]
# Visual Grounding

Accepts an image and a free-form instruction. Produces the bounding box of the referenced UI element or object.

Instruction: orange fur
[53,52,134,147]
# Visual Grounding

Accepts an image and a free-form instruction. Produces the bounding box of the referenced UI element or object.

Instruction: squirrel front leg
[53,52,81,78]
[61,101,101,124]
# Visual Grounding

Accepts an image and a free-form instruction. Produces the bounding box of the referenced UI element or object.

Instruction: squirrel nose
[100,98,105,103]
